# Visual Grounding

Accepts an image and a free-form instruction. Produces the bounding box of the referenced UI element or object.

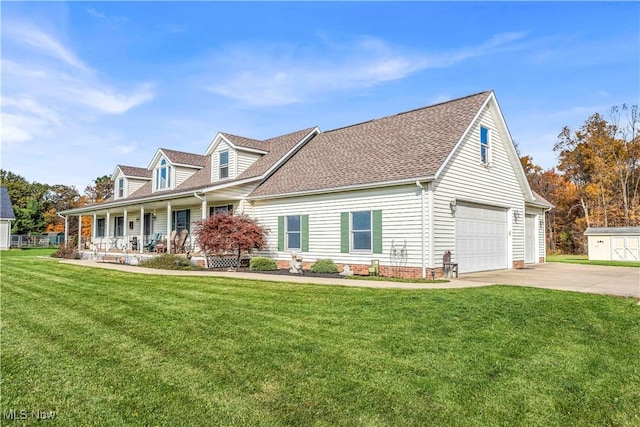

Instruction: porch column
[106,211,111,249]
[201,198,207,220]
[63,216,69,247]
[166,201,172,254]
[139,206,145,253]
[123,208,128,250]
[78,215,83,251]
[92,213,97,247]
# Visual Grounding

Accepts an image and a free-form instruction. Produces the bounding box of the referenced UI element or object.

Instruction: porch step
[99,255,125,264]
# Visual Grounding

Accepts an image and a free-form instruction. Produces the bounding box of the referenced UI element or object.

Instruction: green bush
[249,257,278,271]
[310,259,339,274]
[139,254,201,270]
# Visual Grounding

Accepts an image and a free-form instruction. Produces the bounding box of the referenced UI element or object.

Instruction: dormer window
[219,151,229,179]
[155,158,172,190]
[117,178,124,198]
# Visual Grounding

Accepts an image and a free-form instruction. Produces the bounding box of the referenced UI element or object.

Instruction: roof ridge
[325,90,492,134]
[159,147,207,157]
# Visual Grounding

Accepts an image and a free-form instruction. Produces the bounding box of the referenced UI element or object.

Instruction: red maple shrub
[195,213,268,268]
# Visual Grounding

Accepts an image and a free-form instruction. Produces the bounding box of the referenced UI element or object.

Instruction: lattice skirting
[206,257,250,269]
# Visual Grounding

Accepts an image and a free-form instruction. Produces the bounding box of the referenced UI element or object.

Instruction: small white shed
[584,227,640,262]
[0,187,16,250]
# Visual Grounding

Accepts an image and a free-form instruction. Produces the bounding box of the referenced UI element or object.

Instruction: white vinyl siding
[434,105,525,269]
[211,141,236,181]
[237,151,262,176]
[0,221,11,250]
[252,185,427,268]
[174,166,198,187]
[127,178,147,196]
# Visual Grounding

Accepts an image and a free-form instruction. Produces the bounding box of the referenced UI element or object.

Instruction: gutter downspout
[57,213,68,246]
[416,181,427,279]
[428,182,435,273]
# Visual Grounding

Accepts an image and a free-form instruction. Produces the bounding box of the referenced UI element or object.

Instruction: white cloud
[3,23,91,72]
[86,7,106,20]
[1,21,155,147]
[206,32,528,107]
[67,83,155,114]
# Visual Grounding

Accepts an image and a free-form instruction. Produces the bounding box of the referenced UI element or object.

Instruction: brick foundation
[513,260,525,269]
[276,259,445,279]
[538,257,545,264]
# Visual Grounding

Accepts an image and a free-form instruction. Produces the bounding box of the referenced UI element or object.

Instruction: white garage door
[455,202,508,273]
[525,214,536,264]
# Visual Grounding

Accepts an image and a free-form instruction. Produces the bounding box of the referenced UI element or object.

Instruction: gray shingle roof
[0,187,16,220]
[118,165,152,179]
[529,190,554,208]
[584,227,640,236]
[237,128,317,180]
[160,148,208,168]
[250,91,492,197]
[221,133,270,152]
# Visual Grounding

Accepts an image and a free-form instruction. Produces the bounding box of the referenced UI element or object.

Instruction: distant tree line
[523,104,639,253]
[0,171,113,237]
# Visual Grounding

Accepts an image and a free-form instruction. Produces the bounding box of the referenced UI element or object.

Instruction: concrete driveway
[458,262,640,298]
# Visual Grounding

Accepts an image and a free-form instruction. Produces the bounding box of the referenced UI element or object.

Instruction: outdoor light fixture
[449,200,457,215]
[513,210,520,222]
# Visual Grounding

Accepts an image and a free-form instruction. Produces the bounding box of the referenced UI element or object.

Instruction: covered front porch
[64,191,250,267]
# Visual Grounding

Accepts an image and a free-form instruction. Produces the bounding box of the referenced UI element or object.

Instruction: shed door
[525,214,536,264]
[612,236,640,261]
[455,202,508,273]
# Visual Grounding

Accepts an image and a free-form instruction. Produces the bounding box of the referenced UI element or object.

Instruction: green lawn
[547,254,640,268]
[1,252,639,426]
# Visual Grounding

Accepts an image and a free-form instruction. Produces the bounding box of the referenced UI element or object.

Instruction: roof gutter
[59,176,266,215]
[248,175,436,201]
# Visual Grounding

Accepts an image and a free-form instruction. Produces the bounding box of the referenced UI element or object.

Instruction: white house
[584,227,640,262]
[0,187,16,250]
[60,90,552,277]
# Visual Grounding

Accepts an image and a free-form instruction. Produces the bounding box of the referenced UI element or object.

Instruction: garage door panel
[456,203,508,273]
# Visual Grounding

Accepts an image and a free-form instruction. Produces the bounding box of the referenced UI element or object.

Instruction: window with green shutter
[341,210,382,253]
[278,214,309,252]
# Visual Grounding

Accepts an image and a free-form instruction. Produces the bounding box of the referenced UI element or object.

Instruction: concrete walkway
[59,259,639,298]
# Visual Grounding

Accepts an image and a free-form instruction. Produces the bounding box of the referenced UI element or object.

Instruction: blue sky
[2,1,638,191]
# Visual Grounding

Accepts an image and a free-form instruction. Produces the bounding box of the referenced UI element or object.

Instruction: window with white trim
[219,151,229,179]
[351,211,372,251]
[286,215,301,251]
[155,158,172,190]
[480,126,490,165]
[118,178,124,198]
